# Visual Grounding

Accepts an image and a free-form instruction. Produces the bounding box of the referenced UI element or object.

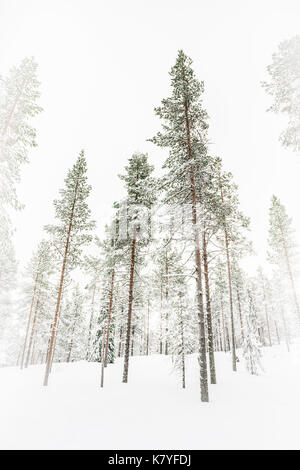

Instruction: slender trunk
[45,331,52,365]
[159,280,163,354]
[220,179,237,371]
[225,232,236,370]
[184,99,208,402]
[261,276,272,346]
[43,178,79,386]
[25,296,40,368]
[259,327,266,346]
[217,318,223,352]
[49,304,63,373]
[274,320,280,345]
[30,335,36,365]
[146,298,150,355]
[104,270,115,367]
[16,345,22,367]
[221,298,227,352]
[226,325,231,351]
[131,325,135,356]
[122,225,137,383]
[20,270,39,369]
[180,313,186,389]
[280,307,290,352]
[236,286,244,342]
[86,285,96,360]
[118,326,123,357]
[165,255,169,355]
[100,320,107,388]
[202,231,216,384]
[67,318,77,363]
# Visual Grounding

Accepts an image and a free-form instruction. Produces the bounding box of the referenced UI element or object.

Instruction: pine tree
[43,151,95,386]
[119,152,155,383]
[243,284,263,375]
[63,285,85,363]
[231,259,246,346]
[169,264,196,388]
[0,57,42,211]
[268,195,300,321]
[263,36,300,152]
[257,267,272,347]
[150,50,210,401]
[19,240,52,369]
[0,58,42,350]
[216,166,250,371]
[84,240,102,360]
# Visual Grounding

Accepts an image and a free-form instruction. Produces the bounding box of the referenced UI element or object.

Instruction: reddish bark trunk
[43,178,79,386]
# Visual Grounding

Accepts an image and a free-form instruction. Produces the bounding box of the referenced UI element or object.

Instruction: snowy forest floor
[0,343,299,450]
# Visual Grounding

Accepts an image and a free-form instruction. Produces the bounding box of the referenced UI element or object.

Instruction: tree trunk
[146,298,150,355]
[86,284,96,360]
[280,307,290,352]
[184,99,209,402]
[25,296,40,368]
[30,335,37,365]
[118,326,123,357]
[261,275,272,346]
[225,232,236,371]
[274,320,280,345]
[43,178,79,386]
[159,281,163,354]
[217,318,223,352]
[131,325,135,356]
[165,254,169,355]
[20,270,39,369]
[104,270,115,367]
[226,325,231,351]
[236,286,244,343]
[67,318,77,363]
[100,321,107,388]
[221,298,227,352]
[16,345,22,366]
[202,231,216,384]
[122,225,137,383]
[180,314,186,389]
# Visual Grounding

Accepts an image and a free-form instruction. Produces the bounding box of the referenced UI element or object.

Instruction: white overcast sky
[1,0,300,273]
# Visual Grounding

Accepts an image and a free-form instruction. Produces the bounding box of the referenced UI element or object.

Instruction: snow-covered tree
[43,151,95,386]
[18,240,53,369]
[150,50,210,402]
[0,58,42,353]
[0,57,42,212]
[263,36,300,152]
[268,195,300,321]
[119,152,156,383]
[243,284,263,375]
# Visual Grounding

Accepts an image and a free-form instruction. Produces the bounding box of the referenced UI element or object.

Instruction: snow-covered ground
[0,343,299,450]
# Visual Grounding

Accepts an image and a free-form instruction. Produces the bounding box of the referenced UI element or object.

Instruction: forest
[1,47,299,403]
